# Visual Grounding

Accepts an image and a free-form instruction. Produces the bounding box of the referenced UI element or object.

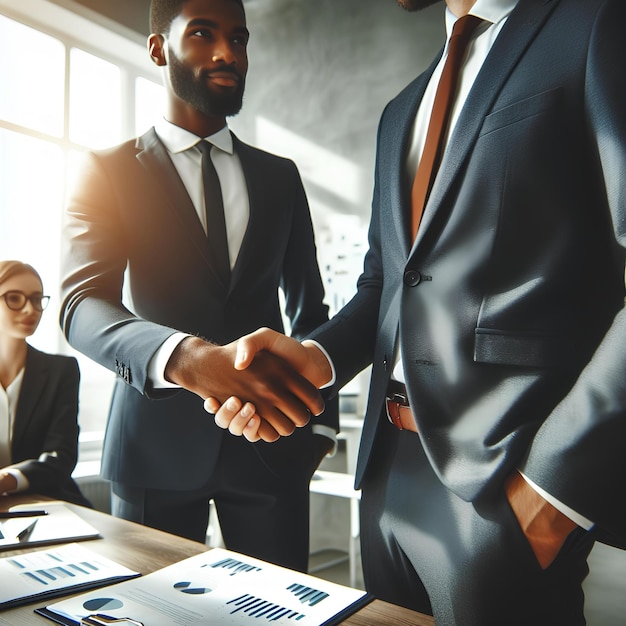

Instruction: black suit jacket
[309,0,625,546]
[60,128,337,491]
[10,346,89,506]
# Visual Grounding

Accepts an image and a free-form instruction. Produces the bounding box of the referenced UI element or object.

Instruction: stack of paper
[0,502,100,551]
[37,548,371,625]
[0,543,139,609]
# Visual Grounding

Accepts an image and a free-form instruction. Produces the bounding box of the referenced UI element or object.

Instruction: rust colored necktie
[197,141,231,286]
[410,14,483,240]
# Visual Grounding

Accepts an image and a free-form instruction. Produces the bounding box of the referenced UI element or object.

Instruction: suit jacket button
[404,270,422,287]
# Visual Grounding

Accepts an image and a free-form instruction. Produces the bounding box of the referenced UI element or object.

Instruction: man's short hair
[150,0,245,36]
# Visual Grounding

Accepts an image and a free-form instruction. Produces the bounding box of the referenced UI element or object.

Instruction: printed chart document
[0,543,139,609]
[0,502,100,551]
[37,548,372,625]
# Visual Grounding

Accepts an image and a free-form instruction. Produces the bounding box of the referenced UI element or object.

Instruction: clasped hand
[202,328,331,442]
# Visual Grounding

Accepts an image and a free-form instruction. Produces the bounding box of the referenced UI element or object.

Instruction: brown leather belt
[385,380,418,433]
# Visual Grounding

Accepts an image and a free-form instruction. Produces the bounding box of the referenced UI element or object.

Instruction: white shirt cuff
[520,471,594,530]
[148,332,192,389]
[301,339,336,389]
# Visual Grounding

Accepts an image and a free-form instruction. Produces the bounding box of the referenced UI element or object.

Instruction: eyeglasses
[0,290,50,312]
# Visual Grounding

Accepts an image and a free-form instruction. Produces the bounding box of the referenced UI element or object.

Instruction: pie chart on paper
[174,581,212,595]
[83,597,124,611]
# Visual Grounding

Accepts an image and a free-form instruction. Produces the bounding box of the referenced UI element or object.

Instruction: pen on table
[0,509,48,519]
[16,518,38,541]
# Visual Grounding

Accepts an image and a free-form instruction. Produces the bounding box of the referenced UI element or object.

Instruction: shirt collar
[445,0,519,34]
[154,117,234,155]
[6,367,25,398]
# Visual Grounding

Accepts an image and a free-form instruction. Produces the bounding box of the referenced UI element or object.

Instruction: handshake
[164,328,333,442]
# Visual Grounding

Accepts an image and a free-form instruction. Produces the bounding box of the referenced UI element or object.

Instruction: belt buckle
[388,392,409,406]
[385,392,409,430]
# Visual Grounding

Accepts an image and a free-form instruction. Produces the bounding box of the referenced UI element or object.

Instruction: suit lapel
[227,136,262,287]
[136,129,228,292]
[12,347,46,450]
[412,0,559,252]
[386,58,441,257]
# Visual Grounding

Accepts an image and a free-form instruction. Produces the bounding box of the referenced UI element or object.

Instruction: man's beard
[168,53,245,118]
[396,0,442,11]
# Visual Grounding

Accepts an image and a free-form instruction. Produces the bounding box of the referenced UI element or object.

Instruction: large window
[0,0,163,469]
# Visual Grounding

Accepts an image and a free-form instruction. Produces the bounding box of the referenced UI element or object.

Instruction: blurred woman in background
[0,260,90,506]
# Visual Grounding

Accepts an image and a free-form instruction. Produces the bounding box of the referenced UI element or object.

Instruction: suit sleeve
[279,161,339,432]
[520,0,626,546]
[306,113,388,394]
[59,152,177,398]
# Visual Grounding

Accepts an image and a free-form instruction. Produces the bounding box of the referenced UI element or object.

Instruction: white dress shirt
[147,120,248,388]
[0,369,30,493]
[393,0,518,383]
[154,119,249,263]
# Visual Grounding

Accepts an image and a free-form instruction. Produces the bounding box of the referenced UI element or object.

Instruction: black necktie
[411,15,483,240]
[197,141,230,286]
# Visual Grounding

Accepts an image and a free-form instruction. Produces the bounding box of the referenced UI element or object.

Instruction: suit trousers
[110,432,312,572]
[360,419,594,626]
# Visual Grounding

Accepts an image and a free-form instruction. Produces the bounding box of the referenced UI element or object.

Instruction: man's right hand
[164,335,325,442]
[504,471,578,569]
[204,328,333,441]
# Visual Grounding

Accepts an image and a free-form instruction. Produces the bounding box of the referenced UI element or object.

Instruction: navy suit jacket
[10,346,89,506]
[309,0,626,547]
[60,128,337,491]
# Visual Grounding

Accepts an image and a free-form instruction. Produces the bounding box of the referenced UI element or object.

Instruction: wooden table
[0,495,434,625]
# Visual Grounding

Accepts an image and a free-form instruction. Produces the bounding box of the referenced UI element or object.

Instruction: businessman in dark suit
[60,0,336,572]
[209,0,626,622]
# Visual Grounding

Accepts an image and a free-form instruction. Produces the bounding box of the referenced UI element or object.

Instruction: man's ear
[148,34,167,67]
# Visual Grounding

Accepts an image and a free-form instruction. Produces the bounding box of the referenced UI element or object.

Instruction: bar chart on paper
[0,544,139,609]
[225,582,331,621]
[39,548,371,625]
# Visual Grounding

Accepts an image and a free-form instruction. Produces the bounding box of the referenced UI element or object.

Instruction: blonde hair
[0,260,43,290]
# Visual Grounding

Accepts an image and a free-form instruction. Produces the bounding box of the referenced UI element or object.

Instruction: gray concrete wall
[230,0,444,312]
[233,0,442,220]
